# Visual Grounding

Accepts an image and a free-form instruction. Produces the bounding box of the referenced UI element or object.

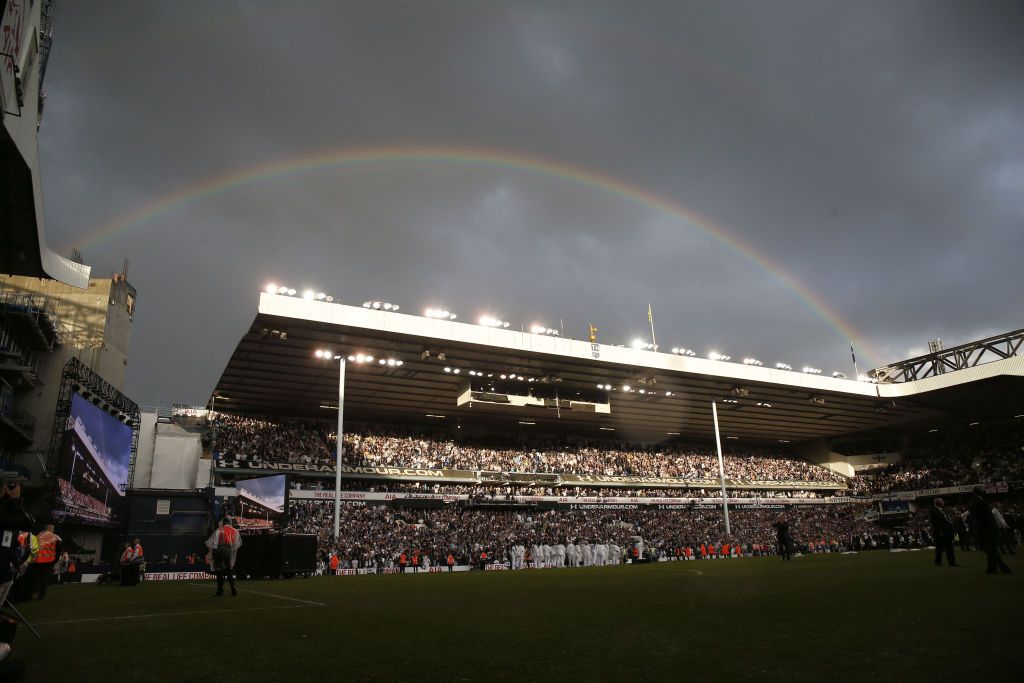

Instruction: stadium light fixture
[444,367,452,373]
[364,300,399,311]
[425,414,446,418]
[479,315,510,328]
[664,391,673,396]
[531,324,559,336]
[742,358,763,366]
[667,432,680,435]
[599,427,615,431]
[775,363,793,371]
[638,389,646,394]
[778,439,790,443]
[723,398,739,404]
[265,283,278,294]
[453,368,461,374]
[708,351,731,361]
[756,401,773,408]
[802,367,822,375]
[928,428,939,433]
[969,421,980,426]
[725,436,738,440]
[425,308,457,320]
[832,371,848,379]
[303,290,315,300]
[621,384,631,392]
[519,421,536,425]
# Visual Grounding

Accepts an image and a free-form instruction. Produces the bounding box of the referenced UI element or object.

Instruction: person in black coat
[772,518,794,560]
[929,498,957,567]
[968,489,1011,575]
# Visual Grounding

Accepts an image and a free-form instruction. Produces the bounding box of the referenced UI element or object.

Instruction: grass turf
[11,550,1023,682]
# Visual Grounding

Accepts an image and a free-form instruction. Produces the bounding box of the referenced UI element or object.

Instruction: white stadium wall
[797,439,856,478]
[133,414,203,489]
[134,412,158,488]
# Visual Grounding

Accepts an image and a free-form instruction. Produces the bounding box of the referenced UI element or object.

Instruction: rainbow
[71,144,880,366]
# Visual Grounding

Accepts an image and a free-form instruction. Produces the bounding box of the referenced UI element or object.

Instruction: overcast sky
[37,0,1023,407]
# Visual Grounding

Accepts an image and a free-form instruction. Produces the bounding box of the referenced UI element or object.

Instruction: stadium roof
[210,293,1024,444]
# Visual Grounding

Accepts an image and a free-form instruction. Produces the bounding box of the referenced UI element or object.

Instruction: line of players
[509,541,622,569]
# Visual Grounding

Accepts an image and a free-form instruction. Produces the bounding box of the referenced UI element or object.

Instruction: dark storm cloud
[36,0,1024,405]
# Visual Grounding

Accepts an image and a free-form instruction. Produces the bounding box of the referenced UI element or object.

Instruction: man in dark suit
[929,498,957,567]
[772,518,794,560]
[968,488,1012,575]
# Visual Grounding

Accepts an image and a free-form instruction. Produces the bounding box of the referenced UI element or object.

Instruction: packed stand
[849,423,1024,495]
[210,414,846,484]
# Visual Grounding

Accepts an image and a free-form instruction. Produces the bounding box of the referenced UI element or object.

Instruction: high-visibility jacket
[447,554,455,566]
[480,552,488,561]
[412,553,420,566]
[220,526,238,546]
[37,531,60,564]
[399,553,407,565]
[329,555,340,570]
[18,532,39,564]
[133,543,144,560]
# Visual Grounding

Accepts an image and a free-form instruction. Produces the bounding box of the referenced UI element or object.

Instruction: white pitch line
[34,604,304,626]
[681,569,704,575]
[184,582,326,606]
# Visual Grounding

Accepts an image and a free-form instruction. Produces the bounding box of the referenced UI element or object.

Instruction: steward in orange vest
[447,553,455,572]
[30,524,61,600]
[329,554,340,574]
[399,552,408,572]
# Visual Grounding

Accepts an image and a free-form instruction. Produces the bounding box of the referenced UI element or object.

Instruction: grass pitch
[12,551,1023,682]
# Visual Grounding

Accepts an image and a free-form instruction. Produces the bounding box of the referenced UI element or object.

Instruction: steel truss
[869,328,1023,383]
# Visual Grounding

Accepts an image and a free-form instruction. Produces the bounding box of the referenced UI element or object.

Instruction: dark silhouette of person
[968,489,1011,575]
[772,518,794,560]
[929,498,957,566]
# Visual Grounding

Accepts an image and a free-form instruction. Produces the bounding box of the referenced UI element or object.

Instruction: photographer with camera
[0,480,35,672]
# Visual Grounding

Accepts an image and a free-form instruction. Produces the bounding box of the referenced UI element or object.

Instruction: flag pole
[712,401,731,536]
[648,302,657,351]
[850,342,860,378]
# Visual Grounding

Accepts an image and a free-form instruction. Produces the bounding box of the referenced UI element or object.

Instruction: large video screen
[53,394,134,527]
[234,474,288,530]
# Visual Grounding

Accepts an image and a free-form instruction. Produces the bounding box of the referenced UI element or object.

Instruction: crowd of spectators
[57,479,112,521]
[209,415,334,466]
[849,423,1024,495]
[288,479,827,499]
[211,415,846,483]
[288,501,881,570]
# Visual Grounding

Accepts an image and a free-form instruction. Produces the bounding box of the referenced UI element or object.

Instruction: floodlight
[265,283,278,294]
[303,290,315,300]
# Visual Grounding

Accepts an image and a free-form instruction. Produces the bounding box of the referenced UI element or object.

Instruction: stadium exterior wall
[132,414,203,489]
